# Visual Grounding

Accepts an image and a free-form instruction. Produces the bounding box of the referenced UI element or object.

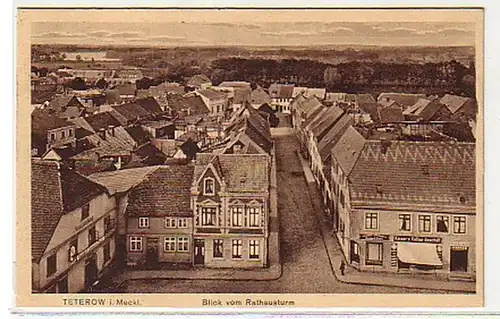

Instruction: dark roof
[136,97,163,115]
[377,93,427,108]
[180,138,200,160]
[318,114,354,161]
[166,93,209,116]
[125,165,194,217]
[439,94,473,114]
[84,112,122,132]
[134,143,167,164]
[332,126,367,176]
[115,84,136,96]
[349,140,476,207]
[187,74,211,88]
[48,94,84,112]
[32,109,74,136]
[125,125,150,146]
[250,86,271,105]
[310,105,344,140]
[357,102,379,122]
[112,102,151,121]
[31,159,107,262]
[404,98,448,121]
[194,153,269,193]
[377,104,405,123]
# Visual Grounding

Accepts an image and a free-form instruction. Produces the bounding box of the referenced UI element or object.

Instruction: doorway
[450,247,468,272]
[194,239,205,265]
[84,255,98,291]
[146,237,159,268]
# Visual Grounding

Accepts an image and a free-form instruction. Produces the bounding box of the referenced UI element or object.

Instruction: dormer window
[204,177,215,195]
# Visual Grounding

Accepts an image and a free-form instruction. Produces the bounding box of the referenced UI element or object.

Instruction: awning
[397,242,442,266]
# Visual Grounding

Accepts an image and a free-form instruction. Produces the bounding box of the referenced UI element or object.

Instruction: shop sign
[359,233,390,240]
[394,235,442,244]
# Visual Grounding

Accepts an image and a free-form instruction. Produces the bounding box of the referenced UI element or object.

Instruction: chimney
[386,97,390,102]
[380,138,391,154]
[108,125,115,137]
[99,128,106,140]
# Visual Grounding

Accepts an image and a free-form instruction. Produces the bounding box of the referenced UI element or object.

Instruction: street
[115,133,454,294]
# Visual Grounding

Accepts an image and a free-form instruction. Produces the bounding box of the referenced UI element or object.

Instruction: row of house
[291,92,477,280]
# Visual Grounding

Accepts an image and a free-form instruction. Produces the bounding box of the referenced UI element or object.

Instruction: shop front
[393,236,443,272]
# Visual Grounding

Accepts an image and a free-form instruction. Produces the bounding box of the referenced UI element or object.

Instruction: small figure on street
[339,260,346,276]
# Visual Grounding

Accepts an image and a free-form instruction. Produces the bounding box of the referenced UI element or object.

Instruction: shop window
[366,242,383,266]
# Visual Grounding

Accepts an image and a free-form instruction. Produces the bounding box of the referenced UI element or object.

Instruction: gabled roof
[124,125,150,146]
[355,93,376,104]
[194,153,269,193]
[89,166,159,194]
[439,94,473,114]
[331,126,367,176]
[31,159,107,262]
[47,94,83,112]
[219,81,251,89]
[32,109,75,136]
[310,105,345,140]
[377,93,427,108]
[187,74,211,88]
[197,88,227,100]
[377,104,405,123]
[125,165,194,217]
[318,114,354,161]
[349,140,476,207]
[250,86,271,105]
[136,97,163,115]
[112,102,151,121]
[84,112,122,132]
[268,83,295,99]
[404,98,447,121]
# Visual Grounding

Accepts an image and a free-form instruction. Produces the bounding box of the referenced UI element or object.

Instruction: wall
[202,236,265,268]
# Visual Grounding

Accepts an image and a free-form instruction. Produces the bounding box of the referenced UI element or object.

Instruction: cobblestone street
[115,133,454,294]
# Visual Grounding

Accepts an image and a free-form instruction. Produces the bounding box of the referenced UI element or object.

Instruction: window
[68,238,78,262]
[436,215,449,233]
[201,207,217,226]
[103,241,111,263]
[213,239,223,258]
[165,217,176,228]
[231,207,244,227]
[46,254,57,277]
[248,207,261,227]
[177,237,189,252]
[232,239,243,259]
[365,212,378,230]
[339,191,345,207]
[129,236,143,252]
[88,226,97,245]
[104,215,112,234]
[61,131,65,139]
[178,218,188,228]
[366,242,383,265]
[398,214,411,231]
[418,215,432,233]
[68,129,73,137]
[164,237,176,252]
[138,217,150,228]
[81,204,90,220]
[453,216,467,234]
[203,178,215,195]
[50,133,56,141]
[249,240,260,259]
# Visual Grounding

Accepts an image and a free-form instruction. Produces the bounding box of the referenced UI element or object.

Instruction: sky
[31,20,476,47]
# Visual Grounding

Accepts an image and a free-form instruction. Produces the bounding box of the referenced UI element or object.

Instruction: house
[57,68,115,81]
[192,153,270,268]
[166,93,210,118]
[114,84,137,101]
[124,165,195,267]
[377,93,427,110]
[111,102,152,126]
[186,74,212,91]
[31,159,117,293]
[404,98,452,122]
[377,103,405,124]
[84,112,122,133]
[290,95,324,131]
[31,109,77,157]
[136,97,164,116]
[46,94,86,120]
[194,89,229,118]
[324,92,348,105]
[330,127,476,279]
[173,138,200,161]
[141,120,175,139]
[268,83,295,113]
[114,68,143,84]
[258,103,279,128]
[439,94,477,122]
[293,87,327,100]
[250,86,271,108]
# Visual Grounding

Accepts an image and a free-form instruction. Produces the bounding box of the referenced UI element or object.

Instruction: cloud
[147,35,187,42]
[260,31,317,37]
[207,22,261,29]
[319,27,355,36]
[33,31,85,38]
[108,32,142,38]
[88,31,111,37]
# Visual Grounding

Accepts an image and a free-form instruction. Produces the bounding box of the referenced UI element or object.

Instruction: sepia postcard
[15,8,484,310]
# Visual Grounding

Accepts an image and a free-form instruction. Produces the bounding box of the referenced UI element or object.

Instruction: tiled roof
[84,112,122,132]
[304,107,330,132]
[48,94,83,112]
[439,94,472,114]
[219,81,251,89]
[32,109,74,136]
[136,97,163,115]
[377,93,427,108]
[310,105,344,140]
[318,114,354,161]
[404,98,447,121]
[357,102,379,122]
[125,165,194,217]
[233,88,252,104]
[89,166,159,193]
[187,74,211,88]
[250,86,271,105]
[112,102,151,121]
[269,83,295,99]
[31,159,107,262]
[349,140,476,207]
[304,88,326,100]
[134,143,167,165]
[377,104,405,123]
[197,89,227,100]
[166,94,209,116]
[355,93,376,104]
[73,159,116,176]
[194,154,269,193]
[331,126,367,176]
[115,84,136,96]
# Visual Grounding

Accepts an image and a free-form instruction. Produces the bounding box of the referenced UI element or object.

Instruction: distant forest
[31,44,477,98]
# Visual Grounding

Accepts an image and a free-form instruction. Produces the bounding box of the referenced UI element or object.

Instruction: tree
[75,55,82,61]
[69,77,87,90]
[323,66,341,88]
[136,77,152,90]
[95,78,108,89]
